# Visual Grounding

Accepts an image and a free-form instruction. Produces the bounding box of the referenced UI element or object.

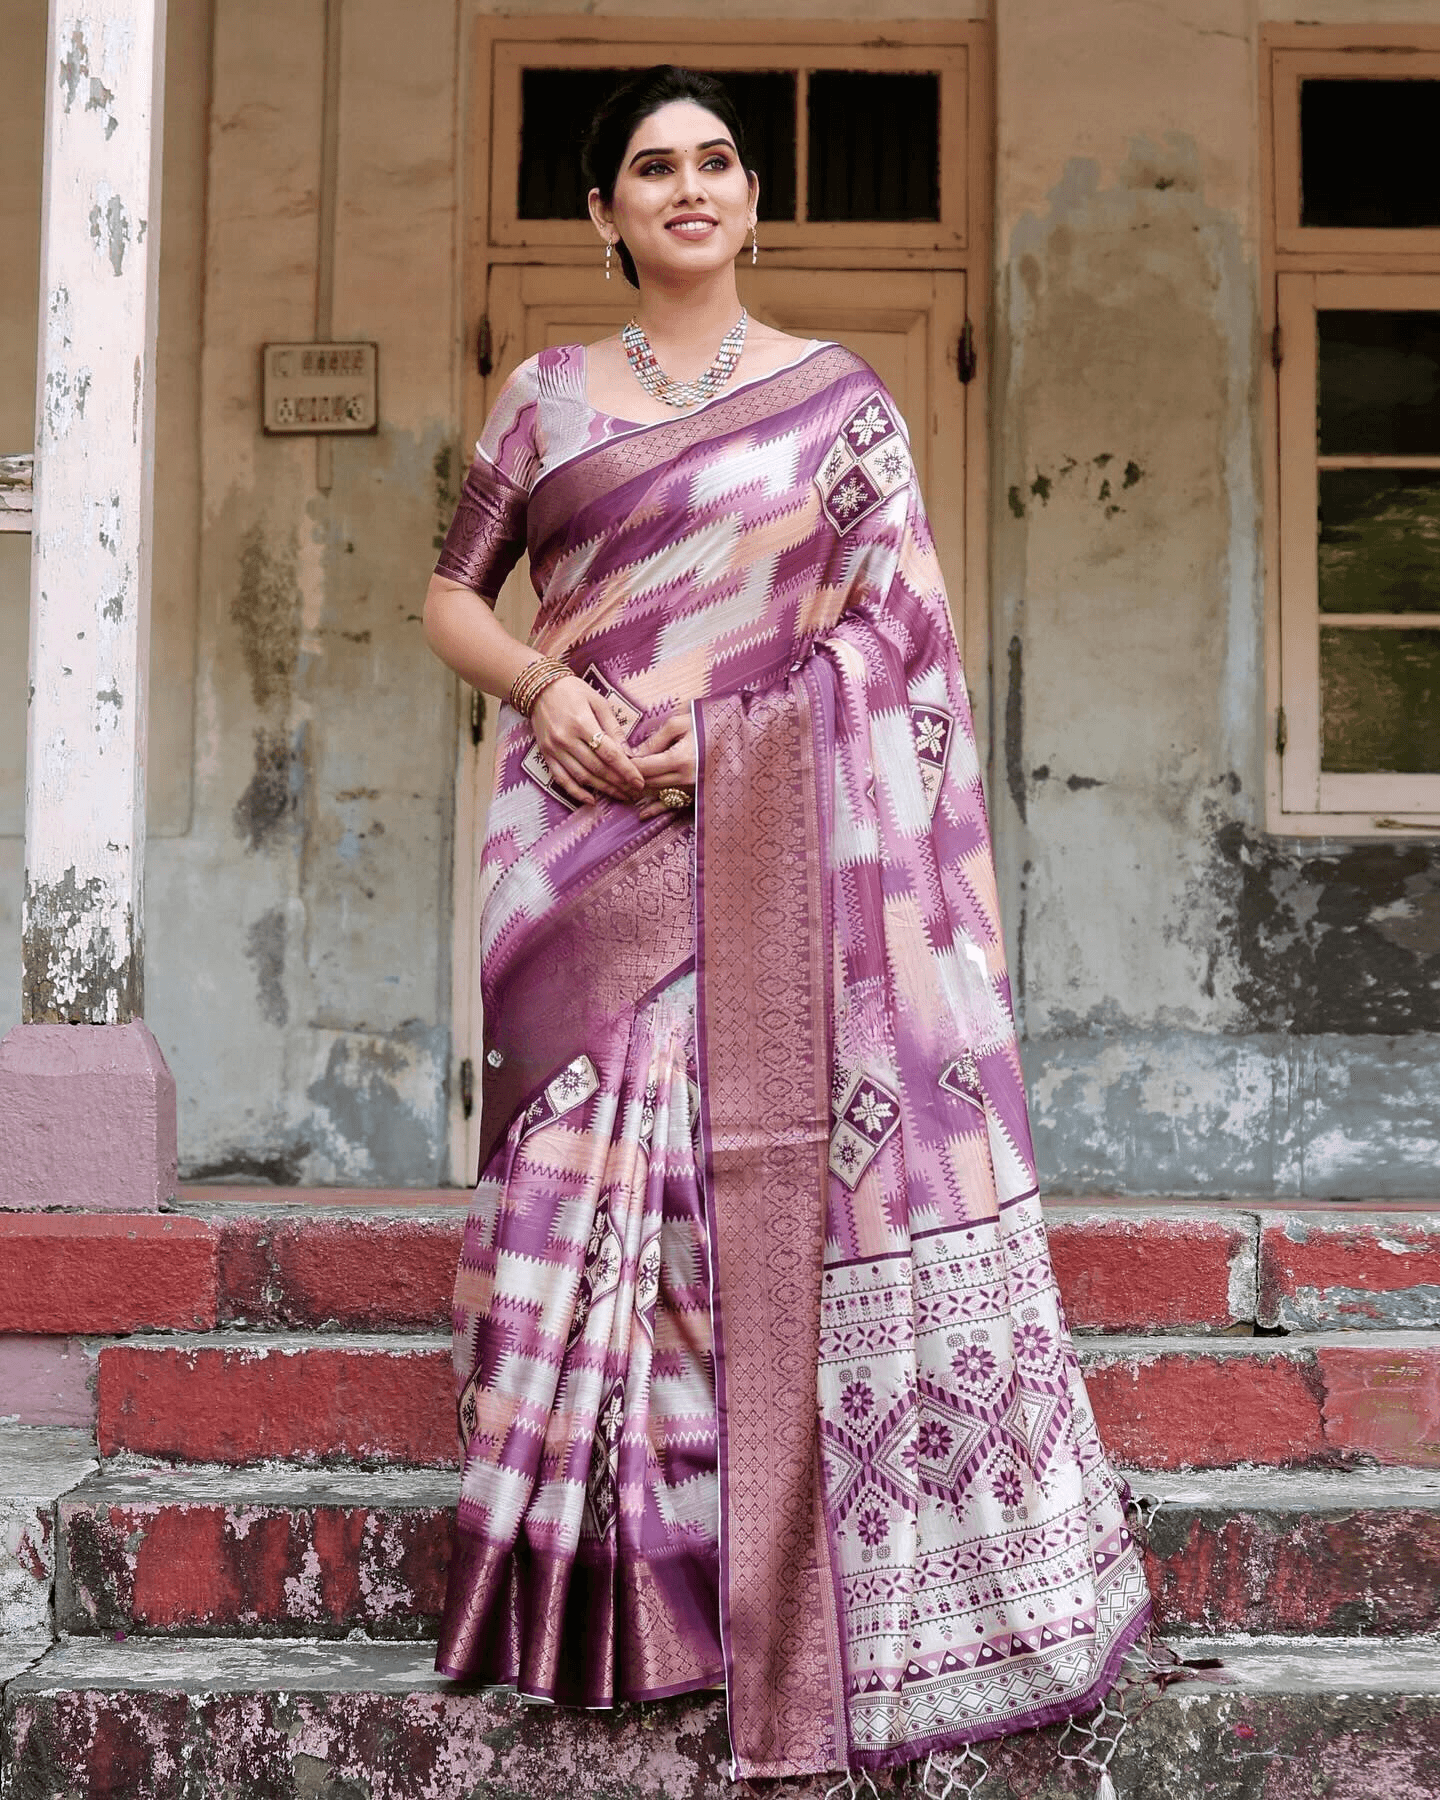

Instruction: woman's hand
[530,677,646,805]
[630,712,697,821]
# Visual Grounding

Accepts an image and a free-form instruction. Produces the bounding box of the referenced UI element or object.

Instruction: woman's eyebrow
[628,137,736,167]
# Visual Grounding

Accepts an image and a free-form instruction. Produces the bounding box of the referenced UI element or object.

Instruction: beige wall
[992,0,1440,1193]
[4,0,1440,1192]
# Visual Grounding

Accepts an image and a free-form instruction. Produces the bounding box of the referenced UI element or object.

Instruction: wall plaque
[262,342,378,434]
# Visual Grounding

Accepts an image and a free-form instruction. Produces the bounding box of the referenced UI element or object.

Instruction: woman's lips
[666,218,718,237]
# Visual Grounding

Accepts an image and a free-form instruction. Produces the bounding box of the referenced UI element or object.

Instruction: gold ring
[657,786,691,811]
[586,728,604,751]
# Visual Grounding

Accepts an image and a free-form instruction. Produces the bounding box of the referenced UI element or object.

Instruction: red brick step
[5,1197,1436,1344]
[49,1463,1440,1642]
[96,1335,455,1466]
[0,1215,218,1333]
[95,1329,1440,1470]
[1136,1467,1440,1637]
[1258,1211,1440,1331]
[56,1467,454,1641]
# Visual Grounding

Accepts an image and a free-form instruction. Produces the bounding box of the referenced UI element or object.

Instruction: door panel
[450,262,970,1182]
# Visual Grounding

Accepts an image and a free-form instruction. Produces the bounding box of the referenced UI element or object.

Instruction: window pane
[1318,311,1440,455]
[518,68,796,222]
[1321,627,1440,772]
[807,71,939,222]
[1319,469,1440,614]
[1301,80,1440,230]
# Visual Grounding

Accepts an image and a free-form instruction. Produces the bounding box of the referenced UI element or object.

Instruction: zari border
[692,677,847,1780]
[848,1595,1156,1774]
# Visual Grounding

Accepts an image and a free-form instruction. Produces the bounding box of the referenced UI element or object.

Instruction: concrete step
[3,1634,1438,1798]
[0,1427,97,1639]
[56,1466,455,1641]
[3,1196,1436,1348]
[1136,1467,1440,1637]
[95,1328,1440,1470]
[46,1462,1440,1644]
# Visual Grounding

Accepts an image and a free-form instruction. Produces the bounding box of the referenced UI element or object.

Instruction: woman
[423,65,1159,1790]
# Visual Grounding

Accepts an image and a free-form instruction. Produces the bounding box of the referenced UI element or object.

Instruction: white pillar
[23,0,166,1022]
[0,0,176,1211]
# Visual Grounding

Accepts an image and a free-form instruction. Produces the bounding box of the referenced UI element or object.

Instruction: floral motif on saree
[432,342,1154,1777]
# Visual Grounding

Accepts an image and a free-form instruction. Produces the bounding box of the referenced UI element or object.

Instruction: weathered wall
[1,0,462,1180]
[993,0,1440,1195]
[142,0,465,1182]
[4,0,1437,1192]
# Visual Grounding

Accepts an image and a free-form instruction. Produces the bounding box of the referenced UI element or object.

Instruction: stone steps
[3,1634,1438,1798]
[38,1460,1440,1644]
[5,1199,1440,1795]
[4,1197,1438,1342]
[91,1326,1440,1470]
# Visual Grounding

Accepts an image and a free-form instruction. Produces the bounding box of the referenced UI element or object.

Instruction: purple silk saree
[433,342,1153,1779]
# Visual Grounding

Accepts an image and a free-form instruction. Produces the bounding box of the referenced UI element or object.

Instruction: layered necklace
[621,310,749,410]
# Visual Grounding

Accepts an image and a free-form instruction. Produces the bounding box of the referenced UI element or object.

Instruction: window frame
[478,27,975,262]
[1263,26,1440,836]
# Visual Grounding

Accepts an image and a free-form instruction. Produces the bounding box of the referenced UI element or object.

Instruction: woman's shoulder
[488,344,586,406]
[476,346,589,484]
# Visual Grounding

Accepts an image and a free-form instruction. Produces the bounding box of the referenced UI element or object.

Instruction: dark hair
[581,66,749,288]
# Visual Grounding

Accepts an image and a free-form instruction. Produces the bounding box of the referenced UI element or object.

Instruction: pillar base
[0,1023,177,1212]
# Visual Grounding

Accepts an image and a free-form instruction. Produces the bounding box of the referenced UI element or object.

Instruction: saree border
[527,344,867,558]
[528,340,847,509]
[692,674,847,1779]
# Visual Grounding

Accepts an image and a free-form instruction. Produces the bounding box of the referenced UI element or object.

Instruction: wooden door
[450,264,970,1182]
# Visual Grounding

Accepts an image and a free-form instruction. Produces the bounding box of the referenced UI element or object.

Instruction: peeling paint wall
[994,0,1440,1196]
[4,0,1439,1188]
[138,0,464,1183]
[2,0,460,1178]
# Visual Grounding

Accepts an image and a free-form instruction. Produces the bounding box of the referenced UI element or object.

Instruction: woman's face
[591,100,758,286]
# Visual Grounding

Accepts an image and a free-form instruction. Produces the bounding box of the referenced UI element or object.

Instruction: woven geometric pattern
[433,342,1152,1771]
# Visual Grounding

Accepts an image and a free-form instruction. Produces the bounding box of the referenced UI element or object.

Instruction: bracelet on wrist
[509,656,572,719]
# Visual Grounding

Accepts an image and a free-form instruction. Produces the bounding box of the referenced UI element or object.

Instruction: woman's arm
[422,574,645,806]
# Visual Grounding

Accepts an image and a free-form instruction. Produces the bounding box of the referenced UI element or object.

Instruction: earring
[605,238,613,281]
[750,220,758,266]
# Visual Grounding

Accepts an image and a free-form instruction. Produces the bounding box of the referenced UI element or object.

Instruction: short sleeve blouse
[432,345,628,603]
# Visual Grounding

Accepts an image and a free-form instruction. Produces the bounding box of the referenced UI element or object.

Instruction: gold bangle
[509,656,571,718]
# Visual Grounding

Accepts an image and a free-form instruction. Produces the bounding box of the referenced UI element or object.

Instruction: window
[518,69,798,222]
[1266,32,1440,832]
[487,37,971,257]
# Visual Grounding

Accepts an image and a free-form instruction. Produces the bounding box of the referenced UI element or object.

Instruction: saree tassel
[821,1774,882,1800]
[918,1744,991,1798]
[1095,1775,1118,1800]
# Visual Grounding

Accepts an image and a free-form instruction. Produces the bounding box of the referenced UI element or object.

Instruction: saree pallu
[437,345,1152,1777]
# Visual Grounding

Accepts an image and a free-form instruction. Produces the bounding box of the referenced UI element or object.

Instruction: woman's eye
[640,161,672,177]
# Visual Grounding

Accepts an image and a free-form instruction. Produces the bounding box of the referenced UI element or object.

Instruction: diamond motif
[814,391,913,536]
[938,1050,984,1114]
[584,1378,625,1540]
[520,1053,600,1142]
[829,1070,902,1190]
[846,399,897,450]
[910,704,953,818]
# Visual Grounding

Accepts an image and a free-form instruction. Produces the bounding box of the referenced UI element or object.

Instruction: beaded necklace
[621,310,749,410]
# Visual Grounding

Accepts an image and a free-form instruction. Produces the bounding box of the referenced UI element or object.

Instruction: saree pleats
[437,343,1153,1775]
[441,969,724,1701]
